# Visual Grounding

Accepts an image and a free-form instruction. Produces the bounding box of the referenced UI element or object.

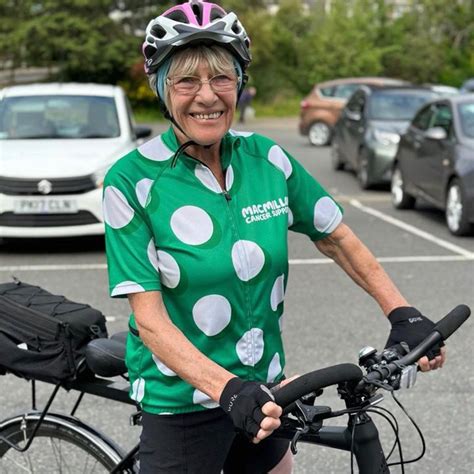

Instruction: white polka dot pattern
[288,208,294,227]
[192,295,232,336]
[268,145,292,179]
[131,378,145,402]
[147,239,159,272]
[103,186,135,229]
[225,165,234,191]
[236,328,264,366]
[111,281,145,297]
[313,197,342,233]
[193,389,219,409]
[170,206,214,245]
[267,353,282,383]
[229,129,254,137]
[157,251,180,288]
[270,275,285,311]
[195,164,221,193]
[136,178,154,207]
[231,240,265,282]
[152,354,177,376]
[138,135,173,161]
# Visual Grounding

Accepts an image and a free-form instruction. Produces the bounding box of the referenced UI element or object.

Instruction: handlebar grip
[273,363,362,409]
[395,304,471,368]
[434,304,471,340]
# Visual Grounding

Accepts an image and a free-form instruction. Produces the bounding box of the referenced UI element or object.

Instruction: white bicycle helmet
[142,0,251,75]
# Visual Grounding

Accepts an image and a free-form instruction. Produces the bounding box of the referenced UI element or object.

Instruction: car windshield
[368,90,437,121]
[0,95,120,139]
[458,102,474,138]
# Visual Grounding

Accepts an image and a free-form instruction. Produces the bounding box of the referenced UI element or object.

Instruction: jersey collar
[161,127,241,170]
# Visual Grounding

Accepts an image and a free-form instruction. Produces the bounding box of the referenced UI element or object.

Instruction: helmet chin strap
[165,110,214,168]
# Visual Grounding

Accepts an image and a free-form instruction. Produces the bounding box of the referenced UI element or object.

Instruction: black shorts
[139,408,290,473]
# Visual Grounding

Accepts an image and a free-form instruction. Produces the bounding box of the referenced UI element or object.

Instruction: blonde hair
[148,45,237,109]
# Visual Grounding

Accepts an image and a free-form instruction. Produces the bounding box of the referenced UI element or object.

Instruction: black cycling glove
[385,306,443,359]
[219,377,274,439]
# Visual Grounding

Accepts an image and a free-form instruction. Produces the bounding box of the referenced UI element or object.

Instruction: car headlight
[372,129,400,146]
[92,165,111,188]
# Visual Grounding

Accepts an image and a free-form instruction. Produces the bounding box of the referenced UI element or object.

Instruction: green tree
[379,0,474,85]
[0,0,159,83]
[302,0,387,88]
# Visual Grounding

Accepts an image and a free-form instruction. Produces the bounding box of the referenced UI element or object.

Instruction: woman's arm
[314,223,407,316]
[128,291,282,441]
[128,291,234,402]
[314,223,445,371]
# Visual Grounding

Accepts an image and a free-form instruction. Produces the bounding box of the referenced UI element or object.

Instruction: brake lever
[290,424,309,454]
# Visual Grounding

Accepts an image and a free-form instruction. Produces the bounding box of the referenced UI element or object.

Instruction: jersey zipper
[186,156,256,379]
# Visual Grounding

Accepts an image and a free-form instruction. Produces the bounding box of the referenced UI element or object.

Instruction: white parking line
[350,199,474,258]
[1,254,473,273]
[289,255,473,265]
[0,264,108,271]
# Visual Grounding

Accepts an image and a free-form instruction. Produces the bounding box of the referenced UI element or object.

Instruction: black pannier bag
[0,279,108,383]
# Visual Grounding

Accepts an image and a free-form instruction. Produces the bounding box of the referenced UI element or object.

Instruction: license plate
[13,199,78,214]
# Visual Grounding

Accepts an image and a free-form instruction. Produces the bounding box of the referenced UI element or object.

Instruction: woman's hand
[417,346,446,372]
[385,306,447,372]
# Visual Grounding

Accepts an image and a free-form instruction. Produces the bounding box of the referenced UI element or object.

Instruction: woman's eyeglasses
[166,74,239,95]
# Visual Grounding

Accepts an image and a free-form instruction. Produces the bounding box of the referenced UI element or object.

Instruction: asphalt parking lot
[0,118,473,473]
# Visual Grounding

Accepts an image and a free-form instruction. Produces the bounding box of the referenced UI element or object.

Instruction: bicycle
[0,304,470,473]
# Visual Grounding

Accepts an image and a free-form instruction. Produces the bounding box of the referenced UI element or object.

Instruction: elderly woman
[103,1,445,473]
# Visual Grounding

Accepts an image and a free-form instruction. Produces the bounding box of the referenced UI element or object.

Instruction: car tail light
[300,100,309,109]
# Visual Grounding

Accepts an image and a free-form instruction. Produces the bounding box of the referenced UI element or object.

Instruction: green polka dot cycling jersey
[103,127,343,414]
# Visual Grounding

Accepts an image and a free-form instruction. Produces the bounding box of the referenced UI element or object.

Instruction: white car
[0,83,151,238]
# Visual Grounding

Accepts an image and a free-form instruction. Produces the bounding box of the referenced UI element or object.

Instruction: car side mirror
[425,126,447,141]
[346,110,361,121]
[134,126,152,139]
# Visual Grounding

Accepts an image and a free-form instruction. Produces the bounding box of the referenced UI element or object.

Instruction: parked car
[331,85,438,189]
[391,94,474,236]
[460,78,474,93]
[425,84,459,96]
[299,77,408,146]
[0,83,151,238]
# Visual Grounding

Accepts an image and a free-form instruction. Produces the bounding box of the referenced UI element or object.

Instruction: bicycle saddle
[85,332,128,377]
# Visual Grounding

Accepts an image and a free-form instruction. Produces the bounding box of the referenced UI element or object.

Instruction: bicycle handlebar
[273,305,471,409]
[273,363,362,408]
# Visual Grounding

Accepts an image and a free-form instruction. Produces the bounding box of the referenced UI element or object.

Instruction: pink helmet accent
[164,2,226,27]
[142,0,251,75]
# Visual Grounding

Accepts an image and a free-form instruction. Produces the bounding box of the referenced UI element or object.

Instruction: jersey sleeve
[283,148,343,241]
[103,165,162,298]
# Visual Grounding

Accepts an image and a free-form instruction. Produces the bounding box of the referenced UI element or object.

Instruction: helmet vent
[144,45,156,57]
[166,10,189,24]
[191,2,203,22]
[231,21,241,34]
[150,25,166,39]
[210,7,225,22]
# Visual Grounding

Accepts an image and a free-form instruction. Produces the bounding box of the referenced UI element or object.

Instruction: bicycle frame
[275,412,389,474]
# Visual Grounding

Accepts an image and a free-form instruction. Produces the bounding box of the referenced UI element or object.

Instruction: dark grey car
[391,95,474,236]
[331,86,438,189]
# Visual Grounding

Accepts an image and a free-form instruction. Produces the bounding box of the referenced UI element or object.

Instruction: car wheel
[331,144,345,171]
[308,122,331,146]
[445,179,472,236]
[357,149,372,190]
[391,165,415,209]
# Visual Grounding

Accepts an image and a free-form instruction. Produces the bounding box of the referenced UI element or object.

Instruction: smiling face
[165,46,239,147]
